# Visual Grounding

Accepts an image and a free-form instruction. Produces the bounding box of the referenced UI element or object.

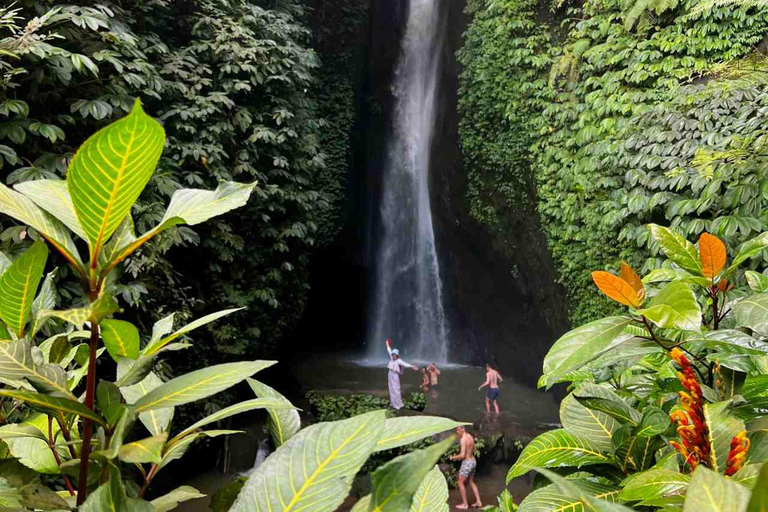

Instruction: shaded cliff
[290,0,568,386]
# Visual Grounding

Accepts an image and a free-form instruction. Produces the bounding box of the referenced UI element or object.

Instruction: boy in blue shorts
[478,363,502,414]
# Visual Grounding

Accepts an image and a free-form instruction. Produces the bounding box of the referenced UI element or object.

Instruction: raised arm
[386,339,393,359]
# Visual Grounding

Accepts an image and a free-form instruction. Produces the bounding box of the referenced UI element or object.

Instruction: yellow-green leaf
[0,389,105,426]
[0,182,84,273]
[229,410,386,512]
[410,466,449,512]
[14,179,86,240]
[133,361,275,413]
[376,416,466,452]
[0,241,48,337]
[101,318,139,361]
[118,432,167,464]
[67,98,165,261]
[506,429,610,481]
[684,466,748,512]
[247,378,300,447]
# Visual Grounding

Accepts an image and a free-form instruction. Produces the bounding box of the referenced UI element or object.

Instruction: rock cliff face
[293,0,568,386]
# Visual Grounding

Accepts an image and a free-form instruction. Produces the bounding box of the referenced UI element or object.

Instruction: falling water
[368,0,448,363]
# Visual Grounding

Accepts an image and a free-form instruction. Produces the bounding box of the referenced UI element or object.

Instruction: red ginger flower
[669,348,710,472]
[725,431,750,476]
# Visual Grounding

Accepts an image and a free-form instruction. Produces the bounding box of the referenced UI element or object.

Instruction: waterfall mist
[367,0,449,363]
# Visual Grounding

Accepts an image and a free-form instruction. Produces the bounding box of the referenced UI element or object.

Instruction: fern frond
[622,0,678,31]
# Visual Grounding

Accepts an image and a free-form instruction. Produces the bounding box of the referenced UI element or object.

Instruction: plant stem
[711,286,720,330]
[55,417,79,460]
[48,416,75,496]
[76,322,100,505]
[139,464,159,498]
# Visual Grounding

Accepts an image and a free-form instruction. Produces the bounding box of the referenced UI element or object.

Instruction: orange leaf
[699,233,726,280]
[620,261,646,302]
[591,271,644,307]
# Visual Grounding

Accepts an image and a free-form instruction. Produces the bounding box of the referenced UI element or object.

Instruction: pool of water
[169,358,560,511]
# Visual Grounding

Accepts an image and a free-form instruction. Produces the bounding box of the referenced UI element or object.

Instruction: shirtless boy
[478,364,503,414]
[449,426,482,509]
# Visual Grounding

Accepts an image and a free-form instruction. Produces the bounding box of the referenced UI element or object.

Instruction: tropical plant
[503,225,768,511]
[0,99,270,508]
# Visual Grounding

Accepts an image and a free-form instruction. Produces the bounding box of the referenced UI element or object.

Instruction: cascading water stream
[368,0,449,363]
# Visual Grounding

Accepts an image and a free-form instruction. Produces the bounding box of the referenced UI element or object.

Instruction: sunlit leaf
[506,429,611,481]
[118,432,167,464]
[637,281,701,331]
[67,99,164,261]
[120,372,173,436]
[410,466,449,512]
[620,261,645,301]
[733,294,768,335]
[0,340,73,398]
[0,389,105,426]
[0,241,48,337]
[540,317,633,389]
[101,318,139,361]
[0,183,84,273]
[376,416,466,452]
[14,179,87,239]
[684,466,748,512]
[133,361,275,413]
[619,468,690,502]
[229,410,386,512]
[648,224,703,276]
[369,438,453,512]
[703,401,745,472]
[247,378,300,447]
[143,308,243,356]
[519,481,621,512]
[151,486,206,512]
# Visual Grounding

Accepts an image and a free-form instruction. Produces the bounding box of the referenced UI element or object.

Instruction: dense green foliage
[504,227,768,511]
[0,0,362,368]
[459,0,768,324]
[306,390,426,421]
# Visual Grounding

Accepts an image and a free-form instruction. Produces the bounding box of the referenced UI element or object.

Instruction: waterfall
[368,0,449,363]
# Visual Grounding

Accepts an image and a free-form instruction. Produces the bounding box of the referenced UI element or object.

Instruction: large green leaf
[67,98,165,261]
[560,394,617,452]
[3,414,64,474]
[0,340,73,398]
[728,233,768,273]
[732,463,764,489]
[101,319,139,361]
[519,481,621,512]
[410,466,449,512]
[80,476,154,512]
[684,466,748,512]
[747,463,768,512]
[0,241,48,337]
[648,224,703,276]
[0,389,105,426]
[703,401,745,472]
[120,372,173,436]
[611,424,661,472]
[14,179,86,239]
[506,429,611,481]
[143,308,243,356]
[573,384,642,425]
[247,378,301,447]
[691,330,768,356]
[733,294,768,335]
[540,317,634,389]
[637,281,701,331]
[375,417,466,452]
[368,438,453,512]
[133,361,275,413]
[0,477,22,508]
[748,431,768,464]
[38,293,119,329]
[151,486,205,512]
[0,183,84,272]
[619,469,690,503]
[229,410,386,512]
[175,398,293,441]
[0,424,47,442]
[533,469,635,512]
[100,182,256,276]
[158,430,242,471]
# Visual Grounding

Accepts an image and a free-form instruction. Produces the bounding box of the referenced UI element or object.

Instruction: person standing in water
[420,368,430,392]
[478,363,503,414]
[426,362,441,387]
[385,339,419,409]
[450,426,482,509]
